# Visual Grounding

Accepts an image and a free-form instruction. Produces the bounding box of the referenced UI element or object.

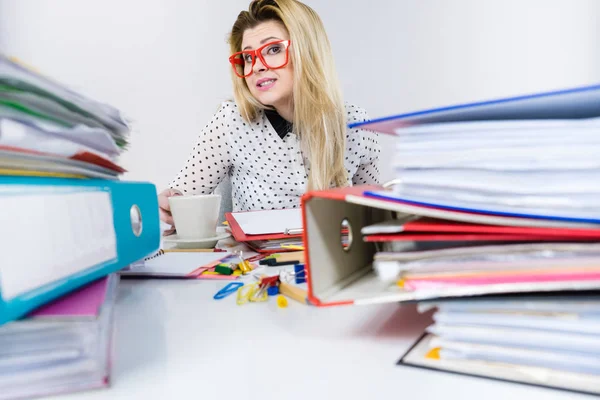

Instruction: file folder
[301,185,600,307]
[225,209,303,240]
[225,209,303,253]
[0,176,160,325]
[350,83,600,134]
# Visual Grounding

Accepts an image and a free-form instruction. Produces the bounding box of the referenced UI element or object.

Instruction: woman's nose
[253,57,267,74]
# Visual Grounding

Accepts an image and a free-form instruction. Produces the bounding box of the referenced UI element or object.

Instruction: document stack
[300,84,600,394]
[354,84,600,393]
[400,295,600,395]
[0,55,160,396]
[0,274,119,400]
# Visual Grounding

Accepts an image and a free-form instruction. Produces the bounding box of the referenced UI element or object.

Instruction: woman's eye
[267,45,282,55]
[243,54,253,63]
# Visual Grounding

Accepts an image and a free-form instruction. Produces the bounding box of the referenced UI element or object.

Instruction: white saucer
[163,232,231,249]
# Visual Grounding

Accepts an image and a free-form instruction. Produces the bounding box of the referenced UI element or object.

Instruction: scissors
[213,282,244,300]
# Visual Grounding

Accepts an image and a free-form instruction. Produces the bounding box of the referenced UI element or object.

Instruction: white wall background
[1,0,599,189]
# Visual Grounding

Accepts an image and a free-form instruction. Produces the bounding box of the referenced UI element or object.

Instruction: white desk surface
[55,277,591,400]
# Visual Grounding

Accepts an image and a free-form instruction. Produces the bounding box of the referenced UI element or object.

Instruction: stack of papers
[345,84,600,394]
[0,55,129,179]
[0,274,118,399]
[356,84,600,224]
[381,118,600,222]
[342,84,600,300]
[400,296,600,395]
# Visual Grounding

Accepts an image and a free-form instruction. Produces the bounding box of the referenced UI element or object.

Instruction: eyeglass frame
[228,39,292,78]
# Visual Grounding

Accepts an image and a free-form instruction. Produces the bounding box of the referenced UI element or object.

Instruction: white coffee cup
[168,194,221,240]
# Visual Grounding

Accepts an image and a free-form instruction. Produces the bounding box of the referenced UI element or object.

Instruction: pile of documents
[348,84,600,299]
[0,274,119,400]
[400,295,600,395]
[0,54,160,398]
[0,54,129,179]
[379,117,600,223]
[345,84,600,394]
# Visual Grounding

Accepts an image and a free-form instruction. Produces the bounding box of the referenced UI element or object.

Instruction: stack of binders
[301,83,600,395]
[0,274,119,399]
[399,294,600,395]
[0,55,160,396]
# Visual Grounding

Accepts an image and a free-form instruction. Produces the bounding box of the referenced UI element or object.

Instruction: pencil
[279,282,309,304]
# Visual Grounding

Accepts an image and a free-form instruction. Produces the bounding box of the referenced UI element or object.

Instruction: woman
[159,0,380,229]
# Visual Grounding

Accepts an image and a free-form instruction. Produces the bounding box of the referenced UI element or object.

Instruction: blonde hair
[228,0,347,191]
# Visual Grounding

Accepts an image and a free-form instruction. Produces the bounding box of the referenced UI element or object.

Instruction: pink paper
[29,277,109,318]
[404,270,600,291]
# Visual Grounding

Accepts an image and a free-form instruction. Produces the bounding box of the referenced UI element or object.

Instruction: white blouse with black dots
[169,101,381,211]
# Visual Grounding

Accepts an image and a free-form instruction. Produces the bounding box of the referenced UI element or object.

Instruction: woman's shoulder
[214,100,243,118]
[344,103,369,126]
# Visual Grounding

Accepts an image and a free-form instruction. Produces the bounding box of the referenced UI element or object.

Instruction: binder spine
[0,177,160,325]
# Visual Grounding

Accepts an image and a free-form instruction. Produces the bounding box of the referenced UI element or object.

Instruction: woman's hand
[158,188,182,235]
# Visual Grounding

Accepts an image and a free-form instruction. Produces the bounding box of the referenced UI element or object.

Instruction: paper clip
[236,282,269,305]
[213,282,244,300]
[236,283,256,305]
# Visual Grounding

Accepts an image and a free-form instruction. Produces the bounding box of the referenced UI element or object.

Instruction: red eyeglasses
[229,40,291,78]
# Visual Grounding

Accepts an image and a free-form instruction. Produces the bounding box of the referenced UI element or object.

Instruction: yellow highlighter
[280,244,305,251]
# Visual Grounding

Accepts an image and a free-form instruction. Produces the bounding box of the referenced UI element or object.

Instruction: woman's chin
[255,92,282,106]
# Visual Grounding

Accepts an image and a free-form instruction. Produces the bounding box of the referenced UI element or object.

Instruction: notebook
[120,250,230,278]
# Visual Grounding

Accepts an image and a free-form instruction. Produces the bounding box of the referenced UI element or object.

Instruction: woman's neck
[274,102,294,123]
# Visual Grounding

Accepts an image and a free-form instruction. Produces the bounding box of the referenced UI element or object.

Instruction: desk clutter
[301,83,600,395]
[0,55,159,397]
[4,55,600,399]
[212,261,308,306]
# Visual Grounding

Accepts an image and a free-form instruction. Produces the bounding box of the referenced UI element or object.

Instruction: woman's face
[241,20,293,111]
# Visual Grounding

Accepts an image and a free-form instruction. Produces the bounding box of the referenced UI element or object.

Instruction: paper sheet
[231,208,302,235]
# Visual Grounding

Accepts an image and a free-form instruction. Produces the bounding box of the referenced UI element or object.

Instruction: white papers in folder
[0,188,117,300]
[231,208,302,235]
[378,117,600,223]
[0,119,116,161]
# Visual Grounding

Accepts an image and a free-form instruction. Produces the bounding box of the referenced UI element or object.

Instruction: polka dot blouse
[169,101,381,211]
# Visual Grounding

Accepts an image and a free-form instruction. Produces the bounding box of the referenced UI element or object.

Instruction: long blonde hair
[228,0,347,191]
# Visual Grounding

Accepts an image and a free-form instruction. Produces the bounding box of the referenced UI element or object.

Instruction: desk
[58,279,590,400]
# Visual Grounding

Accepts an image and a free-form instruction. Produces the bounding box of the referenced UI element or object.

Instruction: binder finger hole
[130,205,143,237]
[341,218,352,252]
